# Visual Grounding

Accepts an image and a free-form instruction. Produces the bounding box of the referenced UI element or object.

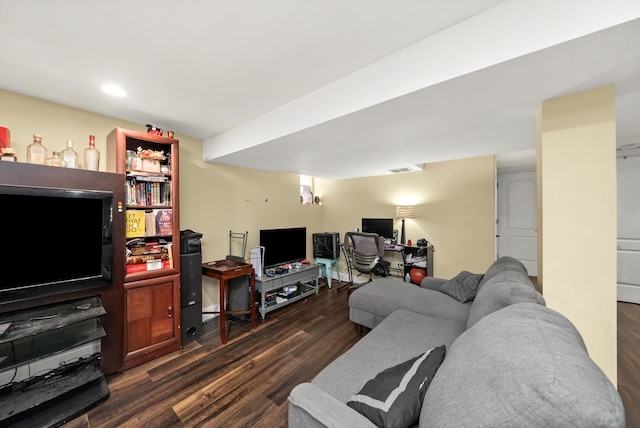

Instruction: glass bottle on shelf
[84,134,100,171]
[27,133,48,164]
[60,139,79,168]
[46,151,68,167]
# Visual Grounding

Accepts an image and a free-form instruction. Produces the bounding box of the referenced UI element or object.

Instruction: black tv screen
[260,227,306,268]
[361,218,394,239]
[0,185,113,292]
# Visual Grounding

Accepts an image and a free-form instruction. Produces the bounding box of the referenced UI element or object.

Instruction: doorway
[496,170,538,276]
[617,150,640,303]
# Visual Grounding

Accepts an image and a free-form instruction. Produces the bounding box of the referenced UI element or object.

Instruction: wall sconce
[395,205,414,245]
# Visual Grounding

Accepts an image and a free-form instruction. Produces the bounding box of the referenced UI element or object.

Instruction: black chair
[342,232,387,293]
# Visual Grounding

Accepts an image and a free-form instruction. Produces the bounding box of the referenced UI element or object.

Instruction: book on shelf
[127,244,163,256]
[125,210,145,238]
[128,172,166,182]
[126,260,172,274]
[156,209,172,235]
[126,253,168,265]
[126,238,165,255]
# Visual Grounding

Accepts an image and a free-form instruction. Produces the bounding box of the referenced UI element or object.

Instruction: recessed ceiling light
[102,84,126,97]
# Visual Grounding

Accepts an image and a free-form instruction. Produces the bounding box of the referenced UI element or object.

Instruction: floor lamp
[395,205,414,245]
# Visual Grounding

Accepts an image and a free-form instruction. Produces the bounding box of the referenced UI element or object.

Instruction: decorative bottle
[46,151,68,167]
[60,139,79,168]
[27,133,48,164]
[84,134,100,170]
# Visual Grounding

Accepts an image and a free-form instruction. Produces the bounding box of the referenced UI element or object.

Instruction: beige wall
[316,155,496,279]
[0,89,495,310]
[537,85,617,384]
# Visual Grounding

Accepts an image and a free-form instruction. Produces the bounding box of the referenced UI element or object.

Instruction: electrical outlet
[397,262,403,268]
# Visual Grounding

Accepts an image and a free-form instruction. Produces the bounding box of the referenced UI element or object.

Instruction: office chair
[343,232,387,293]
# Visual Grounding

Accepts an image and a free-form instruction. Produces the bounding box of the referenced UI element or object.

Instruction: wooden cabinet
[107,128,181,369]
[123,275,181,370]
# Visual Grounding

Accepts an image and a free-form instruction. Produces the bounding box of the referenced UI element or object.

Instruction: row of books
[125,239,174,274]
[125,209,173,238]
[125,176,172,206]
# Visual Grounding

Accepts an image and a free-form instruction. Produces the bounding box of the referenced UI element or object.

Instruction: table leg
[250,269,257,329]
[219,278,227,344]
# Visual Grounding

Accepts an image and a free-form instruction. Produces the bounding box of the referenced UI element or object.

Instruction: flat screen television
[259,227,306,268]
[361,218,394,239]
[0,184,114,296]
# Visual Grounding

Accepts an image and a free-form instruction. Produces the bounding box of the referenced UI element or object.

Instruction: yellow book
[125,210,146,238]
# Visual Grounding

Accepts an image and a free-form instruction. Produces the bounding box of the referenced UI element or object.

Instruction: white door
[617,152,640,303]
[497,171,538,276]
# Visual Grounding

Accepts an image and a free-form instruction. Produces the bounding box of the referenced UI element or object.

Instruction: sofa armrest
[420,276,448,291]
[288,383,377,428]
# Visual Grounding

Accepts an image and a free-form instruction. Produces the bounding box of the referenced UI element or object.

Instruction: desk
[202,259,256,344]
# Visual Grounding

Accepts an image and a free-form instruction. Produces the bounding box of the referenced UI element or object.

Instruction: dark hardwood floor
[618,301,640,427]
[65,280,640,428]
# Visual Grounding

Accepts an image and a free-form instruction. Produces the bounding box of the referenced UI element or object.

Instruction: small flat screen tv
[361,218,394,239]
[259,227,306,268]
[0,184,114,296]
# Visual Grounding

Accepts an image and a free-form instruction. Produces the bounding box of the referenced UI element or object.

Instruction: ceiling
[1,1,639,180]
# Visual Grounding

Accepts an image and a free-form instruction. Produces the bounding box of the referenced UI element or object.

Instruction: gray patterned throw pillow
[440,271,484,303]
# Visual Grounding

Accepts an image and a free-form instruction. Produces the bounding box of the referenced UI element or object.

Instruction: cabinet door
[124,275,181,369]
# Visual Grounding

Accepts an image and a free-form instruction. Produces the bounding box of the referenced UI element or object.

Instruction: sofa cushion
[466,269,544,328]
[314,309,465,402]
[349,279,472,329]
[439,271,484,303]
[347,345,445,428]
[476,256,529,293]
[421,303,625,427]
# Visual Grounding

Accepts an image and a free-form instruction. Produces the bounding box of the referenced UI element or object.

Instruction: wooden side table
[202,259,256,344]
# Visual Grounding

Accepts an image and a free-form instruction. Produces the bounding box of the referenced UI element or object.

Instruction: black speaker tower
[180,252,203,343]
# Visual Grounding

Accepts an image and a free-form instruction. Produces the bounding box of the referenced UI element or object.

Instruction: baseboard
[202,304,220,322]
[618,283,640,304]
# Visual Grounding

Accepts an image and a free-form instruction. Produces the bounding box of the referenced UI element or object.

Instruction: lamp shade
[395,205,414,219]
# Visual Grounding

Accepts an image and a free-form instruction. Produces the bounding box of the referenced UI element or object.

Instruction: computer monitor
[361,218,394,240]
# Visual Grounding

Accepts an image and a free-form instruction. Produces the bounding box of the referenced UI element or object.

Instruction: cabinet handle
[168,306,173,318]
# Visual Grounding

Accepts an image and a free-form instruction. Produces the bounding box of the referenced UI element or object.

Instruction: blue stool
[315,257,338,288]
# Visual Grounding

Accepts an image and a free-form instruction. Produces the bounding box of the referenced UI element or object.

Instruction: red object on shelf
[0,127,9,148]
[409,267,426,285]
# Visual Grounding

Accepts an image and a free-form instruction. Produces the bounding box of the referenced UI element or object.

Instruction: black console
[312,232,340,259]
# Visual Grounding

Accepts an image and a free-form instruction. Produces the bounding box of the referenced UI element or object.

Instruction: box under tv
[312,232,340,259]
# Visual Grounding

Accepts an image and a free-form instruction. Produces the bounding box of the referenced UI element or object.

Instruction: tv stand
[0,296,109,426]
[256,264,320,319]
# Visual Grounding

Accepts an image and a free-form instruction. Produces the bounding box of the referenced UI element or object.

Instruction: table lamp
[395,205,414,245]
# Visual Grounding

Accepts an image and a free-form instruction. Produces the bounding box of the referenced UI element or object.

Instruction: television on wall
[361,218,394,239]
[0,184,114,296]
[259,227,306,268]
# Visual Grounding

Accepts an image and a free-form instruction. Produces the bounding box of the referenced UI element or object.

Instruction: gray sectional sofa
[288,257,625,428]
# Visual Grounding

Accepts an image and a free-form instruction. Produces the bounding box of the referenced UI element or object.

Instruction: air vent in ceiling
[389,164,424,174]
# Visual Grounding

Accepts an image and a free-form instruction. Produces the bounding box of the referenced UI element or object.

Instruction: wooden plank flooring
[68,279,360,428]
[65,280,640,428]
[618,301,640,427]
